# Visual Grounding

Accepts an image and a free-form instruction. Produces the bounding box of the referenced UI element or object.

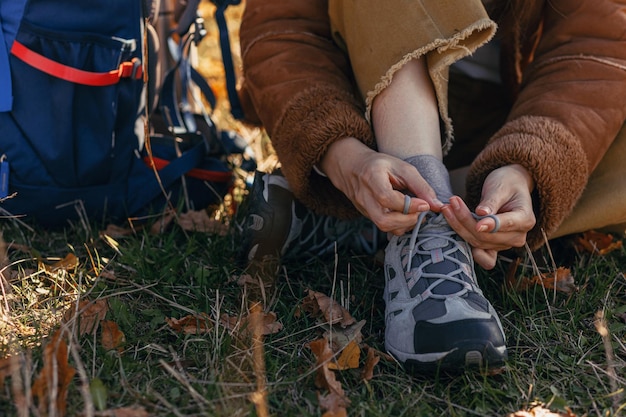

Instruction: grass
[1,2,626,416]
[1,213,625,416]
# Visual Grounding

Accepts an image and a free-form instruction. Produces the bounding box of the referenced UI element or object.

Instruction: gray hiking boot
[237,170,382,266]
[384,210,507,372]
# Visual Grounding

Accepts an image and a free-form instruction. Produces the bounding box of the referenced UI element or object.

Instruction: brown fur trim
[466,115,588,250]
[271,84,375,218]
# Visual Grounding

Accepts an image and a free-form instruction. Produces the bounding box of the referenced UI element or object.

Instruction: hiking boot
[236,170,381,266]
[383,210,507,372]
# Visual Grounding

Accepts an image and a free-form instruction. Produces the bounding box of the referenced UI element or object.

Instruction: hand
[319,137,444,235]
[442,164,536,269]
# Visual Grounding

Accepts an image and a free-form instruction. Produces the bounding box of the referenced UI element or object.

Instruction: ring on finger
[402,195,411,215]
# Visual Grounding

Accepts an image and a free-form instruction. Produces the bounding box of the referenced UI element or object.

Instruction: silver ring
[472,213,501,233]
[402,195,411,215]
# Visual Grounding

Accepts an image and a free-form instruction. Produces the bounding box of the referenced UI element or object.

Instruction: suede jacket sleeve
[466,0,626,249]
[239,0,374,218]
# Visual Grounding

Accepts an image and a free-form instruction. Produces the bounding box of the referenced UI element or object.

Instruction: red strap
[10,40,142,86]
[144,156,233,183]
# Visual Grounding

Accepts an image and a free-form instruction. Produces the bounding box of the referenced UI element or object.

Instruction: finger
[472,247,498,270]
[390,164,443,210]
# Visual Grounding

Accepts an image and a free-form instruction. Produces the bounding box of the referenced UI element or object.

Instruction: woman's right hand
[319,136,444,235]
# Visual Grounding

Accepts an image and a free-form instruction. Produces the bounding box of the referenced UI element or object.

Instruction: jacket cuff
[271,84,375,218]
[466,115,588,250]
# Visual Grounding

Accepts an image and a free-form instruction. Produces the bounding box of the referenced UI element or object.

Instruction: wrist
[318,136,370,177]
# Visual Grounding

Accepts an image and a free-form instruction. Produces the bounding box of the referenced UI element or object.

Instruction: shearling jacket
[238,0,626,250]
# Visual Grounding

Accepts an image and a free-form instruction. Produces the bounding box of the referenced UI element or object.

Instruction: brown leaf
[220,311,283,336]
[166,313,214,335]
[325,320,365,353]
[42,253,79,274]
[574,230,623,256]
[63,299,109,336]
[307,339,347,395]
[31,330,76,416]
[318,392,349,417]
[177,210,228,235]
[327,340,360,371]
[508,404,577,417]
[360,346,381,381]
[100,224,135,238]
[101,320,126,352]
[0,355,10,387]
[513,267,577,294]
[302,290,355,327]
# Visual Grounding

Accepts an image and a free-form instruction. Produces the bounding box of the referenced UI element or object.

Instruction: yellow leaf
[328,340,360,371]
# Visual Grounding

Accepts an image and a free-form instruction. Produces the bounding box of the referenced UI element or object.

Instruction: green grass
[0,212,625,416]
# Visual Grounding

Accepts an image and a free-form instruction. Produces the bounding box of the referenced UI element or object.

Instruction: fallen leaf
[307,338,348,396]
[574,230,623,256]
[302,290,355,327]
[63,299,109,336]
[324,319,365,353]
[42,253,79,274]
[0,355,10,387]
[508,404,577,417]
[318,391,349,417]
[177,210,228,235]
[166,313,214,335]
[101,320,126,352]
[360,346,381,381]
[327,340,360,371]
[31,330,76,416]
[220,311,283,336]
[100,224,135,238]
[512,267,577,294]
[150,211,176,235]
[89,377,108,411]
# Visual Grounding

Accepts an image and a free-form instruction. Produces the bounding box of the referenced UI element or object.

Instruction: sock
[403,154,453,202]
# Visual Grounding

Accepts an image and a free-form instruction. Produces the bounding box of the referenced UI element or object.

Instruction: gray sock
[404,154,453,202]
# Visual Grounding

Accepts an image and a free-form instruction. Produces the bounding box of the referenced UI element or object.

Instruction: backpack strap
[10,40,143,86]
[213,0,244,120]
[127,136,207,215]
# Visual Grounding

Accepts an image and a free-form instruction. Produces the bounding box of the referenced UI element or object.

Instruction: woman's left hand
[441,164,536,269]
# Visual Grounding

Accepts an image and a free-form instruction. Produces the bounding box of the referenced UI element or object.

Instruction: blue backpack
[0,0,248,228]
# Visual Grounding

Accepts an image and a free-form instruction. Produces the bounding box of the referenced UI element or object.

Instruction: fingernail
[451,198,461,210]
[418,203,429,211]
[477,205,492,215]
[477,224,488,233]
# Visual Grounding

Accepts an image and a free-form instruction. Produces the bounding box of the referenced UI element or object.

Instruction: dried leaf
[302,290,355,327]
[307,338,347,396]
[575,230,623,256]
[42,253,79,274]
[324,319,365,353]
[101,320,126,352]
[63,299,109,336]
[327,340,360,371]
[0,355,10,387]
[220,311,283,336]
[101,224,135,238]
[177,210,228,235]
[508,404,577,417]
[513,267,577,294]
[166,313,214,335]
[31,330,76,416]
[360,346,381,381]
[318,392,349,417]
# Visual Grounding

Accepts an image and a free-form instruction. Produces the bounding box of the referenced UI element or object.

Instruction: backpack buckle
[118,58,143,80]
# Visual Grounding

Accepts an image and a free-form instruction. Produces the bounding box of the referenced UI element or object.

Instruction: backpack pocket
[4,19,143,188]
